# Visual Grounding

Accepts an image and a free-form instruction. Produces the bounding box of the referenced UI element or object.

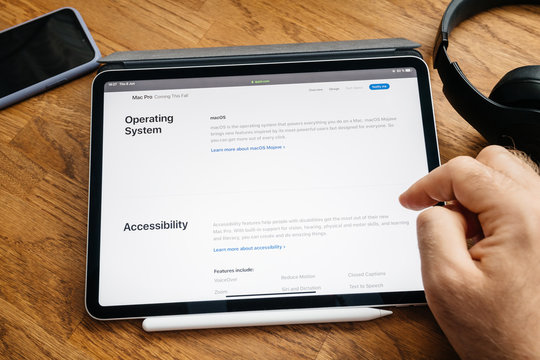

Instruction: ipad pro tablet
[87,56,439,320]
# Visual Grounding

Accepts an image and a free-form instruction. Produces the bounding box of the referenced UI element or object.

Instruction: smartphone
[0,7,100,109]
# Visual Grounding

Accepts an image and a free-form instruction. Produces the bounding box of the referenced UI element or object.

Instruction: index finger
[399,155,509,214]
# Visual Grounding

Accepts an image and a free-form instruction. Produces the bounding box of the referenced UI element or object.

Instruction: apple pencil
[142,307,392,332]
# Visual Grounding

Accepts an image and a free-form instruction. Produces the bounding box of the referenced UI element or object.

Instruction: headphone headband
[433,0,540,162]
[440,0,530,35]
[434,0,537,68]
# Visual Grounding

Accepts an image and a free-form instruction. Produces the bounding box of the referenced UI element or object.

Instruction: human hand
[399,145,540,359]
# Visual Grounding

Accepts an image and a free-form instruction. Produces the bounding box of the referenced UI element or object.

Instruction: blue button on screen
[369,83,390,90]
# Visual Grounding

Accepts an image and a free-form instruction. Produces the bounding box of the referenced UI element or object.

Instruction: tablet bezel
[87,56,439,320]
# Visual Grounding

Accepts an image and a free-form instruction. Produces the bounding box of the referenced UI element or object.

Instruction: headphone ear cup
[489,65,540,110]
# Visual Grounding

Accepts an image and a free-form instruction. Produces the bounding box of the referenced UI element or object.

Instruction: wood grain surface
[1,1,539,359]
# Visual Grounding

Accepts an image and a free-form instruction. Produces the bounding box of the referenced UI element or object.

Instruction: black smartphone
[0,7,100,109]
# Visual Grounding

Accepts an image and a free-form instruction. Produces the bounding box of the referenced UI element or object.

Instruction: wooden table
[1,1,539,358]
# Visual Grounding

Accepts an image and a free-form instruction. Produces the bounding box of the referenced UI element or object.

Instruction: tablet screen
[87,56,439,319]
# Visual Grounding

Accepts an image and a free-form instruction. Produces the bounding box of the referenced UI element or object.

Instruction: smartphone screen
[0,8,98,99]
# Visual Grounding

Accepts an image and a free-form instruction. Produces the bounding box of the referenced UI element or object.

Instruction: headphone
[433,0,540,163]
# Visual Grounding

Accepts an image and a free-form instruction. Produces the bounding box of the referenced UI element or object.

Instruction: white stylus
[142,307,392,332]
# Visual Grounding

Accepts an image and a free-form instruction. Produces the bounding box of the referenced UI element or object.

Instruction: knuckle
[477,144,507,160]
[447,154,505,196]
[416,206,445,232]
[415,209,432,230]
[446,155,476,170]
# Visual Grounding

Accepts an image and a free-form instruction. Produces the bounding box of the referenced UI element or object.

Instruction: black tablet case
[98,38,421,71]
[89,38,431,322]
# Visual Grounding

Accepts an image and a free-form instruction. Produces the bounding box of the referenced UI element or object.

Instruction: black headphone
[433,0,540,163]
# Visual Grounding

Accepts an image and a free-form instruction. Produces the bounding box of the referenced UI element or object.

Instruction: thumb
[415,206,480,288]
